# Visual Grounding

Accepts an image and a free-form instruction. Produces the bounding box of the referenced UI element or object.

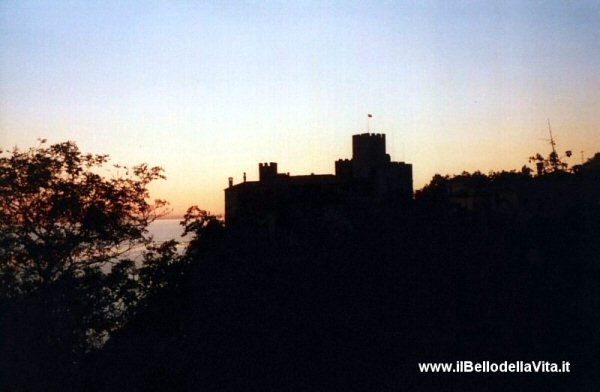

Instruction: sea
[121,219,192,262]
[147,218,191,243]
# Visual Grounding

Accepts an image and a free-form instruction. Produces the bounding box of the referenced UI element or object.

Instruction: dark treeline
[1,143,599,391]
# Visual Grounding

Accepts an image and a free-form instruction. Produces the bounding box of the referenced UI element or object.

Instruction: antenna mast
[547,119,557,155]
[530,119,571,174]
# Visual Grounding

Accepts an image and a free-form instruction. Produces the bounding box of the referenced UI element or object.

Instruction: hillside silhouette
[1,141,599,391]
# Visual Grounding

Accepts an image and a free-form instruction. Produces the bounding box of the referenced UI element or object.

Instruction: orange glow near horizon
[1,2,599,217]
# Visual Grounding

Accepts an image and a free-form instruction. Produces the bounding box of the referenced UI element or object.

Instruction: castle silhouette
[225,133,412,231]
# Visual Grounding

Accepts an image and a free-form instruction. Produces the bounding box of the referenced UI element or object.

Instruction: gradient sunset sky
[1,1,599,216]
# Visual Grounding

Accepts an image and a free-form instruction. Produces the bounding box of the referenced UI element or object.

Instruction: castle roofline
[226,173,337,191]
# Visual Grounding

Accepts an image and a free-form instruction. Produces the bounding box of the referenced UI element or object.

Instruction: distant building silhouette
[422,152,600,218]
[225,133,412,231]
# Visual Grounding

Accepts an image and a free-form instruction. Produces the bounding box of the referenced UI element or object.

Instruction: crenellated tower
[226,132,413,229]
[259,162,278,181]
[351,133,391,179]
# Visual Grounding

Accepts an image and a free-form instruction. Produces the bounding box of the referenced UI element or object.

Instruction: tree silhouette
[0,140,166,294]
[181,206,225,254]
[0,140,167,390]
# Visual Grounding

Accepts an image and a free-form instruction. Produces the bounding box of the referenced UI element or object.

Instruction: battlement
[352,133,387,167]
[355,133,385,139]
[259,162,278,181]
[335,159,353,179]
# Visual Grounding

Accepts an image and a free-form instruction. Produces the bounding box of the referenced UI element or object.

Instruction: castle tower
[259,162,278,181]
[352,133,391,179]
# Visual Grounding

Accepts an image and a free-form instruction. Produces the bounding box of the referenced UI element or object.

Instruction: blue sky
[1,1,599,215]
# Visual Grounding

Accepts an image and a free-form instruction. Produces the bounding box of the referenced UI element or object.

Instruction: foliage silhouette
[0,140,166,293]
[87,156,600,392]
[2,140,599,391]
[0,140,167,390]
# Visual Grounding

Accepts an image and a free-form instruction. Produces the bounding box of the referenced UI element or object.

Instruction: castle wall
[225,133,413,230]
